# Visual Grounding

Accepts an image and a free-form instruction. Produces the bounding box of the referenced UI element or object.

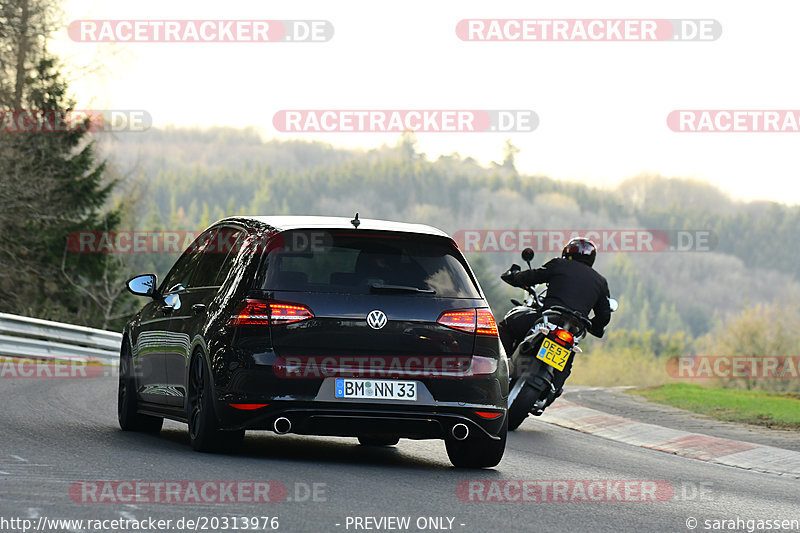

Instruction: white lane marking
[0,470,9,475]
[124,504,140,509]
[10,455,28,462]
[119,511,138,521]
[26,507,41,518]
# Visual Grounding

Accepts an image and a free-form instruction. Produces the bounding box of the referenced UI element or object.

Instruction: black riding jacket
[509,258,612,337]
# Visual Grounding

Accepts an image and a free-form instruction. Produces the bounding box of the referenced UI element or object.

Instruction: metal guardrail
[0,312,120,365]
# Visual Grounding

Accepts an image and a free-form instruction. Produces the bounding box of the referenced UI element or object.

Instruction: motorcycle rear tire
[508,381,545,431]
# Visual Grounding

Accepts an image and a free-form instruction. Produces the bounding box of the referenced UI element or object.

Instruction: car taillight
[437,310,476,333]
[476,309,498,336]
[437,309,498,337]
[228,300,313,326]
[269,302,314,325]
[554,329,574,346]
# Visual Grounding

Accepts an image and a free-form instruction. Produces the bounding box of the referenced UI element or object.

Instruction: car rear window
[258,230,481,298]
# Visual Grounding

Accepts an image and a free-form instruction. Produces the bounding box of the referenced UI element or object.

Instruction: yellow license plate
[536,338,572,371]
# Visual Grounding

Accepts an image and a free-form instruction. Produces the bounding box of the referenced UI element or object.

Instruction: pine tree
[0,54,122,327]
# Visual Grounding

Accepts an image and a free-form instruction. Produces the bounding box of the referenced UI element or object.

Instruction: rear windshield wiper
[369,283,436,294]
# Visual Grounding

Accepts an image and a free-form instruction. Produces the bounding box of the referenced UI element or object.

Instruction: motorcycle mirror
[521,248,535,263]
[608,298,619,312]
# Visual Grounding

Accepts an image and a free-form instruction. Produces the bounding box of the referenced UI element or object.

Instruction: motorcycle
[501,247,617,431]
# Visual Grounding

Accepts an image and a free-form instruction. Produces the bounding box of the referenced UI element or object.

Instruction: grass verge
[631,383,800,430]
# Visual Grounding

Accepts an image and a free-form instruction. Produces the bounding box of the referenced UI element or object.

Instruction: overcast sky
[52,0,800,205]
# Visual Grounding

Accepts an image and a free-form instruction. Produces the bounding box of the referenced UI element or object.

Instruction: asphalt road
[0,376,798,533]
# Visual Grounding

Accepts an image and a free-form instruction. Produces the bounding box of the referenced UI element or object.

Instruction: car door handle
[192,304,207,316]
[159,305,173,315]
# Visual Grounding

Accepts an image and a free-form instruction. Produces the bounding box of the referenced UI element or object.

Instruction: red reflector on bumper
[228,403,269,410]
[474,410,503,419]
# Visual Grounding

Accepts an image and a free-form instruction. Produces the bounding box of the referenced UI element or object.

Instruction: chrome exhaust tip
[273,417,292,435]
[451,423,469,441]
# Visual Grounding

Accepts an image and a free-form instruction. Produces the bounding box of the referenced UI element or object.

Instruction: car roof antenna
[351,212,361,228]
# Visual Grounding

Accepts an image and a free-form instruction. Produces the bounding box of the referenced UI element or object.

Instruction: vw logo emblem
[366,310,388,330]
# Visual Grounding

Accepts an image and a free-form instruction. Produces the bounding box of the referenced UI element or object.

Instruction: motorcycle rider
[499,238,611,406]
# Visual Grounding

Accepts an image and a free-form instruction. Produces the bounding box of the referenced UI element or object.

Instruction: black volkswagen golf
[120,216,508,467]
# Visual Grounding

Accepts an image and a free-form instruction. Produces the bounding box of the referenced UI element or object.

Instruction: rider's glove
[501,264,522,286]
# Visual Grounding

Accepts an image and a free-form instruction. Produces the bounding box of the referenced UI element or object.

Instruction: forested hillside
[103,128,800,343]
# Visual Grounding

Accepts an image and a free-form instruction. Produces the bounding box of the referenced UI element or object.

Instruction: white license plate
[335,378,417,401]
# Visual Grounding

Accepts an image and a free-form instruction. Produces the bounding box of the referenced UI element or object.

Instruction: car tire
[507,379,544,431]
[445,417,507,468]
[118,342,163,433]
[358,435,400,446]
[187,354,244,452]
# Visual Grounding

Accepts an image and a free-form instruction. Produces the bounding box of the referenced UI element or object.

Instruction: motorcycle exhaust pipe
[451,423,469,441]
[273,417,292,435]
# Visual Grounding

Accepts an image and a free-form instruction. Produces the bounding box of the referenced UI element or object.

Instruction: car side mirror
[127,274,158,298]
[608,298,619,312]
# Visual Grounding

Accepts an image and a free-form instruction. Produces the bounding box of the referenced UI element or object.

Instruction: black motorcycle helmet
[562,237,597,267]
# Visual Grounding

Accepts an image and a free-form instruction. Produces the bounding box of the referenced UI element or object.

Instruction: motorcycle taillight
[551,328,574,348]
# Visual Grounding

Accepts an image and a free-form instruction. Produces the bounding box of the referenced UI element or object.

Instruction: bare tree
[0,0,59,108]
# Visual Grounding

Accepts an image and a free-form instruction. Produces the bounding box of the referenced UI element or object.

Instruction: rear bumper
[210,346,509,440]
[217,401,506,440]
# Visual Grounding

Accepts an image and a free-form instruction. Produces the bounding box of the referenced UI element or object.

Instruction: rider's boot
[531,385,563,416]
